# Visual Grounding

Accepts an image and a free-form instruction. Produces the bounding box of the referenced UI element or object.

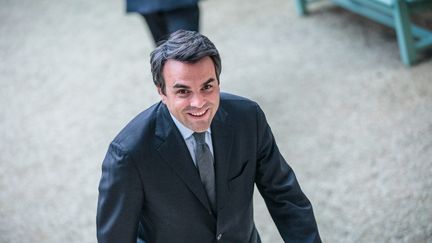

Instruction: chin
[186,119,210,132]
[191,124,211,132]
[191,127,208,133]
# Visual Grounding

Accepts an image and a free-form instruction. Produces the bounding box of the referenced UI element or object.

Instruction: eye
[203,84,213,90]
[176,89,190,96]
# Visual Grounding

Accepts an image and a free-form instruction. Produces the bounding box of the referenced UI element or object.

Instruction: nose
[190,93,205,108]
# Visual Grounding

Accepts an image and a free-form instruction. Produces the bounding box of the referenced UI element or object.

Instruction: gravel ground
[1,0,431,242]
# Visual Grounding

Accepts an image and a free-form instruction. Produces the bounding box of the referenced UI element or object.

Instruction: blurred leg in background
[141,4,200,44]
[126,0,200,45]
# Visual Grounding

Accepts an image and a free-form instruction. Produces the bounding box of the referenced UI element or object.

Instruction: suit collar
[210,105,233,212]
[155,103,215,216]
[155,102,233,215]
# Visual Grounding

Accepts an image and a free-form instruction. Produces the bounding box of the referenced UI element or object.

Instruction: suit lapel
[155,104,214,214]
[211,106,233,212]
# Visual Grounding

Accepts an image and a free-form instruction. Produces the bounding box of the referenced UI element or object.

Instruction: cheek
[173,99,189,111]
[210,93,220,105]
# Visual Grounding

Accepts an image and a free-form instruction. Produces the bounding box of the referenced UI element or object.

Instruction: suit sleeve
[254,105,322,243]
[97,142,144,243]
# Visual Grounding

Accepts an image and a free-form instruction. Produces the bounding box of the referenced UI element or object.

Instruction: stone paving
[1,0,431,242]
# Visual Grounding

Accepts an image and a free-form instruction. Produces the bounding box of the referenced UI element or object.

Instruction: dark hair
[150,30,222,94]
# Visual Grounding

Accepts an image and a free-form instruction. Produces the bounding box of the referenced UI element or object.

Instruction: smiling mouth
[188,109,208,117]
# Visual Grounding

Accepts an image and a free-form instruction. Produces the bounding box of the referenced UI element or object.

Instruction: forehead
[163,57,216,81]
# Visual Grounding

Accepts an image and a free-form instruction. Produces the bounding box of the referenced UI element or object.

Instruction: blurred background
[1,0,431,242]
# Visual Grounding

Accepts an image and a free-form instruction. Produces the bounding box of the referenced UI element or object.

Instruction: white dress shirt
[170,114,214,166]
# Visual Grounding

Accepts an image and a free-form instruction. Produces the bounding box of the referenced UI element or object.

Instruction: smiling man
[97,30,321,243]
[160,56,220,133]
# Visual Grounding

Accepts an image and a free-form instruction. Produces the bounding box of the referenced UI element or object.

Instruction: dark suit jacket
[97,93,321,243]
[126,0,199,14]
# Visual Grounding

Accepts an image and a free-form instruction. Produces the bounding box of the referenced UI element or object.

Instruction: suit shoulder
[218,92,265,127]
[111,102,160,152]
[220,92,260,113]
[220,92,258,107]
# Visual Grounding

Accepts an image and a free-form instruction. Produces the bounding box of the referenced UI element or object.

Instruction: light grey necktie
[193,132,216,212]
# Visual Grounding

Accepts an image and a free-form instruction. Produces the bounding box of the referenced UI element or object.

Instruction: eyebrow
[173,83,190,89]
[202,78,216,86]
[172,78,216,89]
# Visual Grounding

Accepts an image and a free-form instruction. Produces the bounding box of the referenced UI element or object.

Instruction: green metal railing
[295,0,432,65]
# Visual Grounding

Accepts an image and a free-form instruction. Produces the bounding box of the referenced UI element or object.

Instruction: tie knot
[193,132,206,145]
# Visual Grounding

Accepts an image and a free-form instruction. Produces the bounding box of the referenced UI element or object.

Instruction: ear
[157,87,167,104]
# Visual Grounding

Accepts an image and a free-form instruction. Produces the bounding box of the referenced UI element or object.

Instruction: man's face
[159,56,220,132]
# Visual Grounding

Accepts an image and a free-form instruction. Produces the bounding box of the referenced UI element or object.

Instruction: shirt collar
[169,113,211,140]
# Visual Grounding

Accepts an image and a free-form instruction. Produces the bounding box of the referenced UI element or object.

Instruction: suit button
[217,233,222,240]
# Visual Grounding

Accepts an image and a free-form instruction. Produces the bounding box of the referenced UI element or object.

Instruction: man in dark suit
[126,0,200,44]
[97,30,321,243]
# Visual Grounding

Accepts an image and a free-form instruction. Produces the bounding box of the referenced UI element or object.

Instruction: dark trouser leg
[141,4,200,44]
[164,4,200,35]
[141,12,169,44]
